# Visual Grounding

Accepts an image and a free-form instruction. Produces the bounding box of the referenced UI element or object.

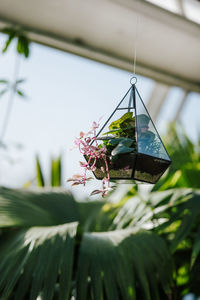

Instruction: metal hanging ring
[130,76,137,85]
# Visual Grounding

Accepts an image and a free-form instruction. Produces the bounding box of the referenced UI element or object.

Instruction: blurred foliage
[154,123,200,190]
[0,26,30,147]
[0,124,200,299]
[1,26,30,57]
[0,26,29,101]
[36,155,62,187]
[0,78,27,100]
[0,188,172,300]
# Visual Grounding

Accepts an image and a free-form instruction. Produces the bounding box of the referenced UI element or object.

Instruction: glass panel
[91,153,135,179]
[96,86,136,139]
[135,87,171,161]
[145,0,181,14]
[134,153,171,184]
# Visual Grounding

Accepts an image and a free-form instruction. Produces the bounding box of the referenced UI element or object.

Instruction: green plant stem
[0,53,21,144]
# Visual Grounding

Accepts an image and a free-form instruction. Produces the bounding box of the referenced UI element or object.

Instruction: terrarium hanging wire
[85,77,172,184]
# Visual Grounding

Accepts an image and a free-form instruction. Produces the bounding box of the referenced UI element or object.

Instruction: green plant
[101,112,136,157]
[1,121,199,300]
[0,26,30,145]
[153,123,200,191]
[36,155,62,187]
[70,112,165,196]
[0,187,172,300]
[1,186,200,299]
[1,27,30,58]
[0,78,27,99]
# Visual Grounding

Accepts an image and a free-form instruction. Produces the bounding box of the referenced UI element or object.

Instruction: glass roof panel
[145,0,181,14]
[145,0,200,24]
[183,0,200,24]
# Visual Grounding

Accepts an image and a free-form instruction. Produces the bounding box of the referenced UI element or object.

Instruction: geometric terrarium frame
[85,78,172,184]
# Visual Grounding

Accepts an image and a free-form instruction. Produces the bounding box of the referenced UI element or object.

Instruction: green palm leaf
[0,187,173,299]
[0,187,79,227]
[77,230,172,300]
[191,224,200,267]
[154,190,200,250]
[153,123,200,190]
[0,222,77,300]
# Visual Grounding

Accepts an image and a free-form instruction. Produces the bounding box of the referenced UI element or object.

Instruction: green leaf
[0,222,78,300]
[0,79,9,84]
[170,210,197,253]
[1,27,14,35]
[109,112,133,130]
[0,187,79,227]
[51,156,62,187]
[16,78,26,84]
[2,31,16,53]
[0,89,8,97]
[0,187,174,299]
[153,123,200,190]
[17,35,30,58]
[17,35,24,54]
[102,128,123,136]
[191,224,200,267]
[77,229,172,300]
[17,89,26,98]
[111,143,134,156]
[109,137,135,156]
[109,137,134,146]
[77,200,117,232]
[36,156,45,187]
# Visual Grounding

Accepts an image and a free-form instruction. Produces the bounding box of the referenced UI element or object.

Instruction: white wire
[133,15,139,76]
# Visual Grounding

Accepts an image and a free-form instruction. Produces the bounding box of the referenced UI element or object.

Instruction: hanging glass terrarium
[85,78,171,184]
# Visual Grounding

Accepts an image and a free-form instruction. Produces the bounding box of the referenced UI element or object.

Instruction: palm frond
[0,222,77,300]
[110,187,200,267]
[191,224,200,267]
[77,200,116,232]
[77,229,172,300]
[0,187,79,227]
[154,123,200,190]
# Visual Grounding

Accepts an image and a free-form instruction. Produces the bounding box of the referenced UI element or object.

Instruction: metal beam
[174,90,189,121]
[0,0,200,92]
[146,83,170,122]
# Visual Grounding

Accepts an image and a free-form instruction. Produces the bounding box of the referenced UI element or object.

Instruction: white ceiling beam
[175,0,186,15]
[0,0,200,92]
[146,83,170,122]
[174,90,189,121]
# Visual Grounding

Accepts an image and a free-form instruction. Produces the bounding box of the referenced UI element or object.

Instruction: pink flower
[80,131,85,138]
[92,121,99,130]
[70,119,112,197]
[74,138,81,146]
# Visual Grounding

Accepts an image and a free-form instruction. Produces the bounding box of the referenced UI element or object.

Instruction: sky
[0,33,199,199]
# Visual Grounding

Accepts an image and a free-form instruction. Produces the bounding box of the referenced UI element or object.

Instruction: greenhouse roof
[0,0,200,93]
